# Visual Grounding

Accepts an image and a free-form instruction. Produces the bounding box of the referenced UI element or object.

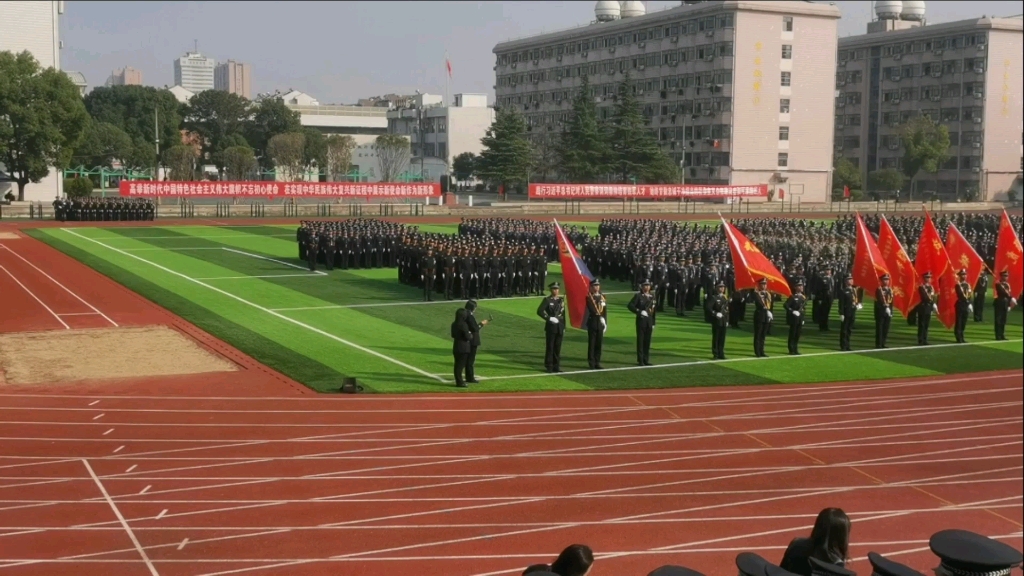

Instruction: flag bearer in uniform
[838,274,860,351]
[994,270,1016,341]
[584,279,607,370]
[627,280,657,366]
[752,277,773,358]
[706,280,729,360]
[784,280,807,355]
[536,282,566,373]
[916,272,937,345]
[953,269,972,343]
[874,274,894,348]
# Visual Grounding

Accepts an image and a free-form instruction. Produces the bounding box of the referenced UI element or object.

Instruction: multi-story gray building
[835,8,1023,201]
[174,51,215,94]
[493,1,841,202]
[215,60,251,99]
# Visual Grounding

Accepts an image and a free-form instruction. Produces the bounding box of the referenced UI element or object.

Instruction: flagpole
[444,51,450,107]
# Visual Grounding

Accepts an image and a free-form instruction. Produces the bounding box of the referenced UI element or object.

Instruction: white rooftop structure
[167,85,195,103]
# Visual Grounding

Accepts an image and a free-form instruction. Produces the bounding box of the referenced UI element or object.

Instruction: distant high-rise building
[214,60,251,99]
[173,51,215,93]
[106,66,142,86]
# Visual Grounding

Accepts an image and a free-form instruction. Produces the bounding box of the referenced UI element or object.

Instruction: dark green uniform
[784,289,807,355]
[705,286,729,360]
[536,290,566,373]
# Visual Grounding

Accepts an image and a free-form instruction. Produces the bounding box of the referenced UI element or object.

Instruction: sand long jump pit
[0,325,238,385]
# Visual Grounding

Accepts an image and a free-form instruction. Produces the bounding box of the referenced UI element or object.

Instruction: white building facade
[0,0,65,201]
[174,51,215,93]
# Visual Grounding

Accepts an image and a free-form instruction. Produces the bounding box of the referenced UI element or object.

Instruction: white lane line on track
[0,265,69,329]
[82,460,159,576]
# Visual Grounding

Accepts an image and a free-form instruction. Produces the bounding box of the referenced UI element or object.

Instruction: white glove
[548,317,559,324]
[933,304,939,312]
[793,311,801,317]
[767,311,774,321]
[886,308,892,317]
[715,312,723,319]
[968,304,973,313]
[601,317,607,334]
[1011,298,1018,307]
[640,311,649,317]
[856,303,863,311]
[840,315,845,322]
[420,275,424,280]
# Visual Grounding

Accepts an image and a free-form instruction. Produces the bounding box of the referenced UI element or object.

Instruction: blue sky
[61,1,1023,103]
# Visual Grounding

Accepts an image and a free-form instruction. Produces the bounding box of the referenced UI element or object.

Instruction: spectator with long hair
[780,508,851,576]
[549,544,594,576]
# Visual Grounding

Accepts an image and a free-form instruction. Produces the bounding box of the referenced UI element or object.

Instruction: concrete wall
[982,27,1023,200]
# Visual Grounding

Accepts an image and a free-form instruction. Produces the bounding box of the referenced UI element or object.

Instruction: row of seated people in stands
[521,509,1021,576]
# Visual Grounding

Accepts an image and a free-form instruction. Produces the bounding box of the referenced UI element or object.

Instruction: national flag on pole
[720,216,792,297]
[553,219,595,329]
[843,185,851,199]
[876,215,920,317]
[445,52,453,78]
[994,209,1023,298]
[914,212,956,329]
[945,222,986,289]
[853,213,889,296]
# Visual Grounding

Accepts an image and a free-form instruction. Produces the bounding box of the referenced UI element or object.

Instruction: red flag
[843,185,850,199]
[721,217,791,297]
[553,219,594,329]
[945,223,986,289]
[914,213,956,329]
[994,209,1023,297]
[445,54,453,78]
[876,215,920,317]
[853,213,889,296]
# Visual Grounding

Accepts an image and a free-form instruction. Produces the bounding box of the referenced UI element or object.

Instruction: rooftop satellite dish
[874,0,903,20]
[595,0,621,21]
[901,0,925,21]
[620,0,646,18]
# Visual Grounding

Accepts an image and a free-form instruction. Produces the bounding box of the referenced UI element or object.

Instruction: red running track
[0,232,1021,576]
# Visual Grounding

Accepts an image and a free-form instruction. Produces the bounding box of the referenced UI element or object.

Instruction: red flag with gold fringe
[994,209,1023,298]
[876,215,920,317]
[945,223,986,289]
[853,213,890,296]
[720,216,791,297]
[914,213,956,329]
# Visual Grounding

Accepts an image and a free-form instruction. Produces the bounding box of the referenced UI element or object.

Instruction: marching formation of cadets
[296,214,1020,377]
[52,197,155,222]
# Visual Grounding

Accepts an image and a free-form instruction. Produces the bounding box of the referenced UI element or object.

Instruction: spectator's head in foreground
[522,564,557,576]
[810,507,850,563]
[550,544,594,576]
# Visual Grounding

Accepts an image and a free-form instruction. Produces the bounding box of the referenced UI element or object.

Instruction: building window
[783,16,794,32]
[778,152,789,167]
[780,98,790,113]
[781,71,791,87]
[779,126,789,141]
[782,44,793,60]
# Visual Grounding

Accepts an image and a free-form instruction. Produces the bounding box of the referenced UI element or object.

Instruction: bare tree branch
[267,132,306,181]
[325,134,356,181]
[375,134,410,182]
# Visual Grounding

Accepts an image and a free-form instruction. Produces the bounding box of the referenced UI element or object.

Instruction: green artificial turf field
[28,224,1023,394]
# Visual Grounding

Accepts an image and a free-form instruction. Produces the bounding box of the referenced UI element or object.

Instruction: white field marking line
[84,234,295,240]
[13,446,1022,568]
[112,446,124,454]
[121,247,230,252]
[102,429,114,436]
[199,474,1024,576]
[92,413,105,420]
[0,244,117,327]
[176,538,188,550]
[0,370,1016,402]
[139,485,151,495]
[0,265,69,329]
[192,274,328,281]
[125,465,137,473]
[3,481,1018,509]
[219,247,327,276]
[88,400,100,406]
[81,460,159,576]
[155,509,167,520]
[270,291,635,312]
[475,338,1024,382]
[64,228,441,383]
[56,312,102,316]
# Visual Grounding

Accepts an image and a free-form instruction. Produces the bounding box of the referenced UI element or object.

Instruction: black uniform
[584,289,608,369]
[452,311,472,388]
[464,303,483,383]
[443,254,457,300]
[627,287,657,366]
[815,273,835,331]
[752,287,773,357]
[706,288,729,360]
[784,290,807,355]
[874,284,894,348]
[954,276,972,343]
[305,237,318,271]
[916,282,937,345]
[973,273,989,321]
[421,255,437,301]
[537,292,566,373]
[994,277,1013,341]
[838,283,858,351]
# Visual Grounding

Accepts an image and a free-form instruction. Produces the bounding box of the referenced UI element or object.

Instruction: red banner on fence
[528,183,768,200]
[119,181,442,198]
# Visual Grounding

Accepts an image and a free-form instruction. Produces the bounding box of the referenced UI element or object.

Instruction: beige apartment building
[215,59,252,99]
[493,1,841,202]
[107,66,143,86]
[836,14,1023,201]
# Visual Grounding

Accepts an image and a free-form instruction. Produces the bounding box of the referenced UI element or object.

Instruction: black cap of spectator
[737,552,799,576]
[648,565,705,576]
[809,557,857,576]
[929,529,1023,575]
[867,552,925,576]
[522,564,556,576]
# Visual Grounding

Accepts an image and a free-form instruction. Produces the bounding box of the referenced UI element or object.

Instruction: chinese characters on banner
[119,181,442,198]
[529,183,768,200]
[753,41,764,106]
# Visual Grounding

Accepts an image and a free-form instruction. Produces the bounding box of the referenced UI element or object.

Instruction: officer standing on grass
[874,274,894,348]
[994,269,1015,341]
[584,279,607,370]
[305,234,318,272]
[464,300,489,383]
[752,278,773,358]
[421,249,437,302]
[536,282,566,373]
[838,274,860,351]
[973,270,989,322]
[916,272,937,345]
[954,269,973,344]
[784,280,807,355]
[706,280,729,360]
[627,280,657,366]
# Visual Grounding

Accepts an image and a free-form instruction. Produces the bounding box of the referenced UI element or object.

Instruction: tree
[558,75,611,182]
[532,134,561,183]
[221,146,257,181]
[302,128,326,179]
[452,151,477,183]
[476,108,534,193]
[324,134,355,181]
[246,97,302,170]
[0,51,89,200]
[833,157,863,194]
[72,121,134,169]
[162,145,197,181]
[375,134,411,182]
[63,177,93,198]
[868,168,905,194]
[267,132,306,181]
[607,74,669,183]
[83,85,181,155]
[900,115,950,198]
[182,90,251,170]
